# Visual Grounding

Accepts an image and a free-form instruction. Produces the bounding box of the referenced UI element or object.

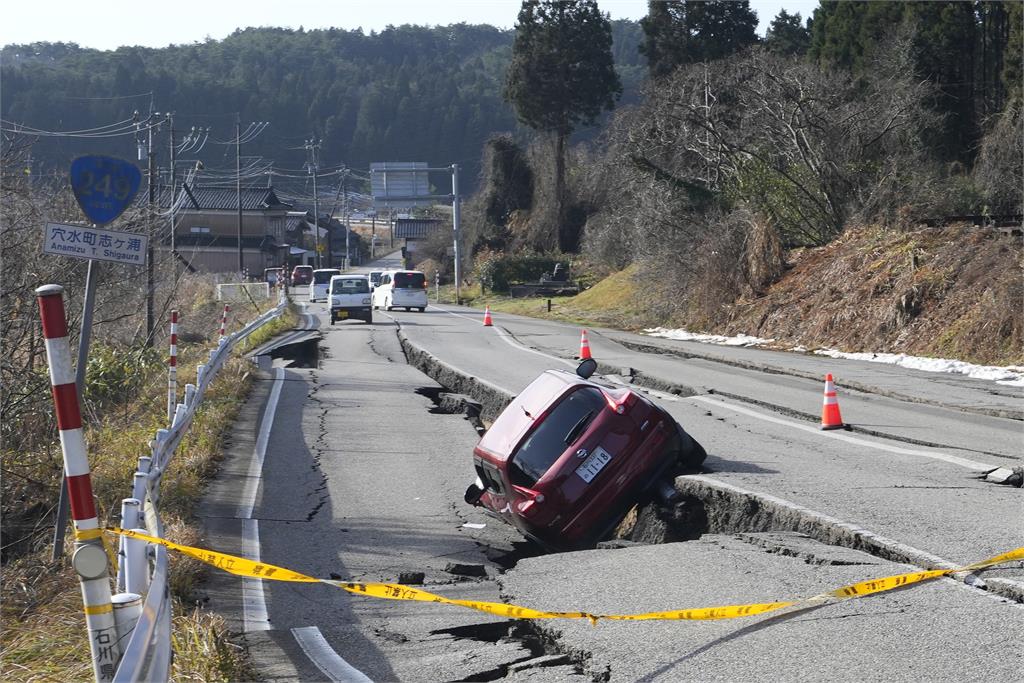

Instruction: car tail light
[512,486,545,517]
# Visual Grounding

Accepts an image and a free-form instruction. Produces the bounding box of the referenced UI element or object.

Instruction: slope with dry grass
[722,225,1023,366]
[1,280,296,682]
[467,226,1022,367]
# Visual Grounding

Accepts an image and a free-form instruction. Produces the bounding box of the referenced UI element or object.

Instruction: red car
[291,265,313,286]
[465,359,705,551]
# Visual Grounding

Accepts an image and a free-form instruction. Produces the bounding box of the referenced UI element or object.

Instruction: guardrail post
[124,529,150,595]
[111,592,143,652]
[117,499,141,592]
[184,383,197,408]
[36,284,120,682]
[167,310,178,423]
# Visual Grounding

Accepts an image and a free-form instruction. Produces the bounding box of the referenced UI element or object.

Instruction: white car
[309,268,341,302]
[328,275,372,324]
[372,270,428,312]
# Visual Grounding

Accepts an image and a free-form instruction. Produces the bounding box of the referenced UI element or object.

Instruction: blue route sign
[70,156,142,226]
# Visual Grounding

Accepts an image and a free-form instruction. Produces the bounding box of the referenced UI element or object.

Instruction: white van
[309,268,341,302]
[328,275,372,324]
[372,270,428,312]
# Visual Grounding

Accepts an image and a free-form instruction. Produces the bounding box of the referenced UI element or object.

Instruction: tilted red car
[465,359,705,551]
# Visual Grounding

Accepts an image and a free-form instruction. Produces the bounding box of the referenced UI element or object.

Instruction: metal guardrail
[111,294,288,682]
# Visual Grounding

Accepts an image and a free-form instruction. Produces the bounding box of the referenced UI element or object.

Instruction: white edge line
[238,367,285,519]
[238,367,283,633]
[291,626,373,683]
[242,518,270,632]
[691,395,995,471]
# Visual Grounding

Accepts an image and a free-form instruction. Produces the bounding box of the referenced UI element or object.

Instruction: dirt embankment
[722,225,1023,366]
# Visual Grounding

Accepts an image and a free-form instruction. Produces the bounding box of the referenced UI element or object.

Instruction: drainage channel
[395,328,1024,609]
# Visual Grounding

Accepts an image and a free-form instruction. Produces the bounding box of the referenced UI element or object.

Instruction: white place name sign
[43,222,148,266]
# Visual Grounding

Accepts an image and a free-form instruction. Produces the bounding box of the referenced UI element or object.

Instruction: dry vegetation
[462,225,1022,368]
[2,148,297,680]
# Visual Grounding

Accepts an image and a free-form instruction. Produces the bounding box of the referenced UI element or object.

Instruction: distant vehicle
[328,274,372,325]
[372,270,427,312]
[464,359,706,551]
[369,271,383,288]
[291,265,313,286]
[309,268,341,302]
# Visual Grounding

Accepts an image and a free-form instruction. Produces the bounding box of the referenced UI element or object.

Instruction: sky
[1,0,820,51]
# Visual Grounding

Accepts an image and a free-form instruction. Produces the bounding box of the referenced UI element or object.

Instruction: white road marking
[291,627,373,682]
[237,365,371,679]
[241,518,270,632]
[238,367,284,633]
[692,395,996,471]
[238,367,285,519]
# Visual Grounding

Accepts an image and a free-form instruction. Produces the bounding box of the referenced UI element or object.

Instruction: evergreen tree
[504,0,621,251]
[765,10,810,56]
[639,0,759,78]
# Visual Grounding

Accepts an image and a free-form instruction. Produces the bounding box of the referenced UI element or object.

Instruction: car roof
[330,274,368,280]
[476,370,584,461]
[314,268,341,273]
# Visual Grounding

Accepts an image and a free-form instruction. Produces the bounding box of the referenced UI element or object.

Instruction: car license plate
[576,446,612,483]
[336,310,348,319]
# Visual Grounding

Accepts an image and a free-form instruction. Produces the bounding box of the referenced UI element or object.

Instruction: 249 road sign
[69,155,142,226]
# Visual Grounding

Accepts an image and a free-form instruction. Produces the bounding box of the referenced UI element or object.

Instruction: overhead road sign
[43,222,148,266]
[370,162,432,209]
[69,155,142,225]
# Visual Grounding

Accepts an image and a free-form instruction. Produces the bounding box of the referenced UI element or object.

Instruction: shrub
[472,251,562,292]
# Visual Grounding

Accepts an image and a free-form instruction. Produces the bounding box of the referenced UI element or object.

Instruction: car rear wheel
[675,423,707,471]
[417,307,425,312]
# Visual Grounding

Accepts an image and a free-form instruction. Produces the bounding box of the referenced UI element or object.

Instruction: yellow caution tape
[105,529,1023,624]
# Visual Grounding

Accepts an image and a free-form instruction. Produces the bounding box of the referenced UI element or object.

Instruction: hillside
[0,21,645,189]
[483,225,1023,367]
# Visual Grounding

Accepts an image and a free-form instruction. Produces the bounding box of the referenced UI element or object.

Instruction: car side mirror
[464,480,485,506]
[576,358,597,379]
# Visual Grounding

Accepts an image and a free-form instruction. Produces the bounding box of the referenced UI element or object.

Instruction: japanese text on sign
[43,222,148,266]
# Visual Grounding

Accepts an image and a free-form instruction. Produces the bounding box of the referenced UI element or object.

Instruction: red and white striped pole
[167,310,178,423]
[219,303,230,340]
[37,285,120,681]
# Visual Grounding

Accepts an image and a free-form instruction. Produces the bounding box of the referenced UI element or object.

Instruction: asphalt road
[199,260,1022,682]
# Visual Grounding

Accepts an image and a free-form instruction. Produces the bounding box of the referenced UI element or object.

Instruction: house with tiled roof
[162,186,292,274]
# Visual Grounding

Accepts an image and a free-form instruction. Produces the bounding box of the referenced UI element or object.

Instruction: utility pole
[451,163,462,305]
[168,114,177,286]
[146,113,158,346]
[236,114,243,276]
[305,137,322,269]
[342,168,350,270]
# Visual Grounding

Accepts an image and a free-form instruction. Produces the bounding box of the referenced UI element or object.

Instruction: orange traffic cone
[821,373,844,430]
[482,306,493,327]
[579,329,592,360]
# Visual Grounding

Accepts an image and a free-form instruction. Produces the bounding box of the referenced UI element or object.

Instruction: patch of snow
[639,327,1024,387]
[813,348,1024,386]
[643,327,775,347]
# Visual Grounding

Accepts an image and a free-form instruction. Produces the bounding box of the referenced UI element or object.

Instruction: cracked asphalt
[198,275,1022,682]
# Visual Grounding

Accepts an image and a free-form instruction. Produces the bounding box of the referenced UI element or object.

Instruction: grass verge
[1,300,298,682]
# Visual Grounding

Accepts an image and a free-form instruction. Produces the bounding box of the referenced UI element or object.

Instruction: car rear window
[313,270,341,284]
[393,272,425,289]
[509,387,606,488]
[332,278,369,294]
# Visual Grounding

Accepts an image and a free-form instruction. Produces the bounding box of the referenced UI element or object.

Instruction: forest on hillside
[459,1,1022,327]
[1,21,645,189]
